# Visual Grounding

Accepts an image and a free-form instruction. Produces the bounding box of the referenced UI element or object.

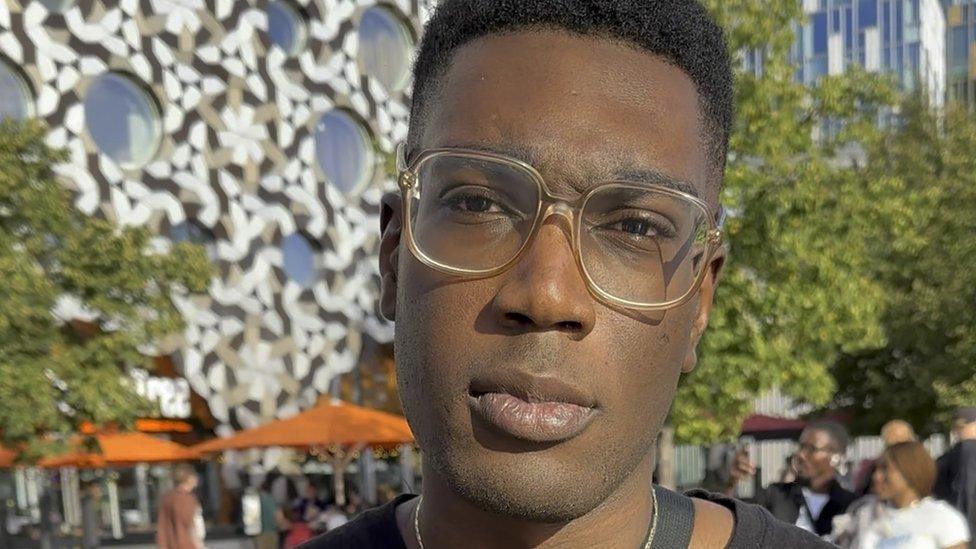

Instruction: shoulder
[920,497,968,524]
[764,481,800,497]
[919,498,971,544]
[830,482,858,506]
[299,495,413,549]
[686,489,834,548]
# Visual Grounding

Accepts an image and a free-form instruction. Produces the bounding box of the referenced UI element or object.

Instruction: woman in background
[833,441,970,548]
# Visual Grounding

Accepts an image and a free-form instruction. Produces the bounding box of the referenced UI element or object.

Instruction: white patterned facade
[0,0,432,431]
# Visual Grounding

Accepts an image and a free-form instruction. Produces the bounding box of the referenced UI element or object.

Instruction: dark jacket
[751,479,857,537]
[935,440,976,548]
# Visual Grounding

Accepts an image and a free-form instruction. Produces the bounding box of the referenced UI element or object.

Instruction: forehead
[801,428,833,446]
[419,30,713,203]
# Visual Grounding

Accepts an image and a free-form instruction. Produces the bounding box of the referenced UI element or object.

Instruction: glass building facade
[945,1,976,105]
[787,0,947,106]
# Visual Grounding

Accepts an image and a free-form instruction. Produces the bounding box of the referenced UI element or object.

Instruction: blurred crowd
[724,407,976,548]
[152,466,402,549]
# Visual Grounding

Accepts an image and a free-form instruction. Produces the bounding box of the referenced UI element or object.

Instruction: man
[935,407,976,548]
[852,419,917,496]
[294,483,326,524]
[80,481,102,549]
[306,0,829,546]
[726,422,857,538]
[157,464,205,549]
[257,479,282,549]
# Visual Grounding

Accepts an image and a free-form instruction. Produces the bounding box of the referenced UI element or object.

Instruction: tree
[827,95,976,436]
[0,119,212,460]
[672,0,897,443]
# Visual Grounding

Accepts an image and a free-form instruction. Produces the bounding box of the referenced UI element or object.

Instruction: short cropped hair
[173,464,197,486]
[408,0,734,180]
[806,420,850,454]
[884,441,936,497]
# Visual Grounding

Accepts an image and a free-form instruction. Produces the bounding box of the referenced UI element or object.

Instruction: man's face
[793,429,838,481]
[383,30,722,522]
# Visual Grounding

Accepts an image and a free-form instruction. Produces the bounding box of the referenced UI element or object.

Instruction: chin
[425,425,653,524]
[438,449,612,522]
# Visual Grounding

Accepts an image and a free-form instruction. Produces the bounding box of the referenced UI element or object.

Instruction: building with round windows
[0,0,428,435]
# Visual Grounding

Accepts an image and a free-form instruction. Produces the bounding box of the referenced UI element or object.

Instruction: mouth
[467,372,599,443]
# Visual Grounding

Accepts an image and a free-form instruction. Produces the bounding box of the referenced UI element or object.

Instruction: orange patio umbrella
[194,399,413,453]
[38,431,199,468]
[193,399,413,506]
[0,447,15,468]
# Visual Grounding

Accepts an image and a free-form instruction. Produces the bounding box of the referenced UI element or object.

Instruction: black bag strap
[649,485,696,549]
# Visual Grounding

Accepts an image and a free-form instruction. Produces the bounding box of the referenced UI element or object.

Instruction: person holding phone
[726,421,857,537]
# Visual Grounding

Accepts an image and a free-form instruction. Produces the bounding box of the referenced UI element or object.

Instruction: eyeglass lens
[409,154,709,306]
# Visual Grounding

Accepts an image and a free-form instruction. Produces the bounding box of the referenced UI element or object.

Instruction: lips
[467,372,598,443]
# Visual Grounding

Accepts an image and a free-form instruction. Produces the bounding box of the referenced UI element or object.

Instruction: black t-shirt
[300,490,834,548]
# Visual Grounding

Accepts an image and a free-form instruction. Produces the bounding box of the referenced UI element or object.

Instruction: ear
[681,246,727,374]
[379,192,403,321]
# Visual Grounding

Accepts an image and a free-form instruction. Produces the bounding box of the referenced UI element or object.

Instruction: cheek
[597,306,694,420]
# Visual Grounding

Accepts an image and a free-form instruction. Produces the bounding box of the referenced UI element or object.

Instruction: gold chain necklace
[413,487,659,549]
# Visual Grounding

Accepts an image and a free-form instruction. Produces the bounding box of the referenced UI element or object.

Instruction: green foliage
[673,0,898,443]
[828,97,976,436]
[0,119,212,461]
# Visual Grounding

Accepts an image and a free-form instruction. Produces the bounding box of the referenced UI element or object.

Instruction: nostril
[504,312,534,326]
[555,321,583,332]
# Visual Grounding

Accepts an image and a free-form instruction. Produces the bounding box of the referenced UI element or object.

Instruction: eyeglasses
[797,443,836,456]
[395,145,723,312]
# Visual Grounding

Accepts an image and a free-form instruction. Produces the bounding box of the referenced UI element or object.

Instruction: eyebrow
[433,142,701,199]
[610,166,700,199]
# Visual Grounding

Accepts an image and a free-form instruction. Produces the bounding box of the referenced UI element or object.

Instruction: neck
[413,453,655,549]
[804,473,835,494]
[891,490,920,509]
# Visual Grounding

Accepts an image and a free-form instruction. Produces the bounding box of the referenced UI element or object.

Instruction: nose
[489,218,596,338]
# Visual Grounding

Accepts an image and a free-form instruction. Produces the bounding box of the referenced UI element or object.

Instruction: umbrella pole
[329,443,366,507]
[106,472,123,539]
[135,463,150,528]
[331,454,346,508]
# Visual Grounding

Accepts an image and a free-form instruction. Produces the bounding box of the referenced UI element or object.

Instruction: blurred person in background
[283,507,314,548]
[256,479,284,549]
[935,407,976,548]
[157,464,205,549]
[313,497,349,532]
[726,421,857,537]
[832,441,969,548]
[853,419,918,497]
[80,481,102,549]
[293,483,326,525]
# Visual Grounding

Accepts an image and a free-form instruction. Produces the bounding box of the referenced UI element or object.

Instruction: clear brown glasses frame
[395,144,724,312]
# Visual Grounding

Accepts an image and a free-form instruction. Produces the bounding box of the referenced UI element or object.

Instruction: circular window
[282,233,318,288]
[84,72,162,169]
[37,0,74,12]
[0,58,34,121]
[358,6,414,92]
[267,1,308,56]
[314,110,375,194]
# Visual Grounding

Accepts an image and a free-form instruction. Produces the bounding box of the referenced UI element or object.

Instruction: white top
[795,488,830,532]
[835,496,971,549]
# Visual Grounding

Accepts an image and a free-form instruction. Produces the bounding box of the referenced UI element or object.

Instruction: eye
[599,212,677,239]
[447,193,501,213]
[440,185,512,216]
[618,218,656,236]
